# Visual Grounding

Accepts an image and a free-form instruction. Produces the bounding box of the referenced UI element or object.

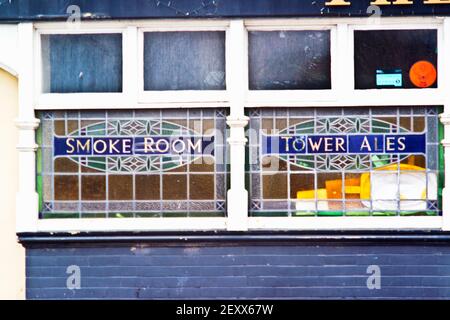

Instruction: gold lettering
[336,137,346,152]
[144,137,154,153]
[386,137,396,151]
[281,136,292,152]
[93,140,107,154]
[188,139,202,153]
[123,139,132,154]
[397,137,406,151]
[360,137,372,152]
[109,139,120,154]
[66,138,75,154]
[424,0,450,4]
[76,139,90,152]
[324,137,334,152]
[309,138,323,152]
[370,0,391,5]
[392,0,414,5]
[325,0,351,6]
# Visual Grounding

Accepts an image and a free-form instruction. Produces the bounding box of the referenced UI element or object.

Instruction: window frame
[16,17,450,233]
[245,23,338,104]
[34,25,130,109]
[137,22,230,104]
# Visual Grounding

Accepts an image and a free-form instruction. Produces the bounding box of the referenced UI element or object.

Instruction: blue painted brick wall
[25,243,450,299]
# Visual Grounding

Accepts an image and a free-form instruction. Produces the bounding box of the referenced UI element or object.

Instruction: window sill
[18,229,450,245]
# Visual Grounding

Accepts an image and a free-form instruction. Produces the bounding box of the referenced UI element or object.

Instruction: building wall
[25,241,450,299]
[0,68,25,300]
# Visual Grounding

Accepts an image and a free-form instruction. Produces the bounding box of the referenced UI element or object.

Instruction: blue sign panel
[263,133,426,155]
[54,136,214,157]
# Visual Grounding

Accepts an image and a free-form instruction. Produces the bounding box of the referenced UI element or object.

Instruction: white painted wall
[0,23,24,300]
[0,25,18,76]
[0,68,25,300]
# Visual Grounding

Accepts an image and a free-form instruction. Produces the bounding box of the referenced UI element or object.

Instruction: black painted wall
[2,0,450,21]
[25,240,450,299]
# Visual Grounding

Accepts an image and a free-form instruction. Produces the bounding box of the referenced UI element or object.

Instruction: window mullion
[226,19,249,231]
[335,23,353,101]
[123,26,138,107]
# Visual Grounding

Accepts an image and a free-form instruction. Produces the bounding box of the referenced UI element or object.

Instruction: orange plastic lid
[409,60,437,88]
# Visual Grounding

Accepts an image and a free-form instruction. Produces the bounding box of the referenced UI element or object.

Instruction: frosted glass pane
[144,31,226,91]
[42,34,123,93]
[249,31,331,90]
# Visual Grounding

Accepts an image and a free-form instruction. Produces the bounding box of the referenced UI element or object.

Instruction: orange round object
[409,61,437,88]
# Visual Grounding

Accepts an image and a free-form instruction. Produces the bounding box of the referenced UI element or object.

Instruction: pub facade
[1,0,450,299]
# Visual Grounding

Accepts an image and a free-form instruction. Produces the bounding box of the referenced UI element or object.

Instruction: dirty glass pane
[354,29,438,89]
[144,31,226,91]
[247,106,443,217]
[36,109,228,218]
[41,34,123,93]
[248,30,331,90]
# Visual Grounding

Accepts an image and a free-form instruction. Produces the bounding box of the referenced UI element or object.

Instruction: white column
[225,20,249,231]
[441,18,450,231]
[16,23,40,232]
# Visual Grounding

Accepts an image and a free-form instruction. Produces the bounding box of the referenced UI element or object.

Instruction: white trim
[0,24,19,77]
[248,217,443,230]
[136,24,229,104]
[0,62,18,77]
[36,218,227,233]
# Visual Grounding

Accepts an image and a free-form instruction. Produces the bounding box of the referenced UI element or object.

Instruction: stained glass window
[247,106,443,217]
[36,109,228,218]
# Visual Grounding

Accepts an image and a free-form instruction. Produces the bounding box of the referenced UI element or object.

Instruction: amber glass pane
[163,175,187,200]
[135,175,160,200]
[190,175,214,200]
[263,173,287,199]
[54,158,78,173]
[290,174,315,199]
[54,176,78,201]
[81,176,106,200]
[109,175,133,200]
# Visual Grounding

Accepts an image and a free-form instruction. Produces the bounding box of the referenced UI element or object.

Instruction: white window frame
[16,17,450,233]
[137,21,229,105]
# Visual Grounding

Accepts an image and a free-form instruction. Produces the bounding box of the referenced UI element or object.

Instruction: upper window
[41,34,123,93]
[143,31,226,91]
[248,30,331,90]
[354,29,438,89]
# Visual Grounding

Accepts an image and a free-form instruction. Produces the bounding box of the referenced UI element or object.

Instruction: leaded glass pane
[37,109,228,218]
[247,106,443,217]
